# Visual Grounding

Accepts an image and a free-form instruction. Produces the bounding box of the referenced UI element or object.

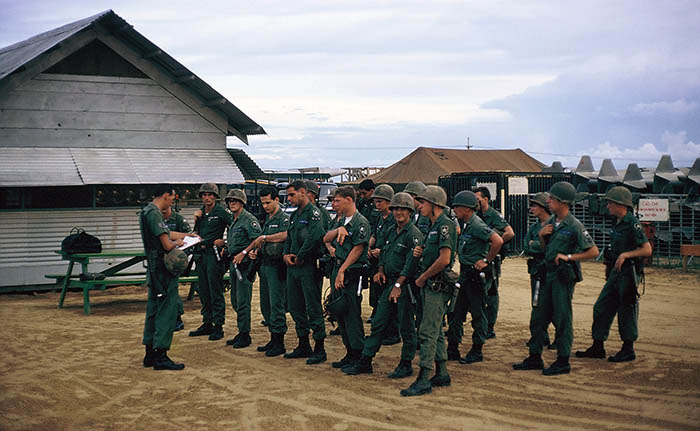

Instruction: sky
[2,0,699,172]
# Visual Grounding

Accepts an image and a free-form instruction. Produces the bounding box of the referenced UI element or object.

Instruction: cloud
[629,100,699,116]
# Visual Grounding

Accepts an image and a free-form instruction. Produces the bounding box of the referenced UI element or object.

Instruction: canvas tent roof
[363,147,545,185]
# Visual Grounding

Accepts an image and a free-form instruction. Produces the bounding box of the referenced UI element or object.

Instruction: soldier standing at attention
[343,192,422,378]
[576,186,651,363]
[448,191,503,365]
[323,186,371,371]
[474,186,514,339]
[523,193,555,349]
[513,182,598,376]
[141,184,190,370]
[224,189,262,349]
[283,181,327,365]
[401,186,456,397]
[161,206,191,332]
[247,186,290,357]
[189,183,233,341]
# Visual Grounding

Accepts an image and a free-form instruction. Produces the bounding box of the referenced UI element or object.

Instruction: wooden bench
[680,244,700,271]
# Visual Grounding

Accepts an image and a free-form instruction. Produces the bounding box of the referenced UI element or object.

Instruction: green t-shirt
[380,221,423,279]
[458,214,493,266]
[420,211,457,274]
[610,210,648,259]
[227,209,262,254]
[163,211,191,233]
[196,204,233,246]
[332,211,370,270]
[140,203,169,253]
[543,213,596,263]
[284,202,324,261]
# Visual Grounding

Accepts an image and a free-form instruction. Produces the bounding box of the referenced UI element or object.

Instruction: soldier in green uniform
[224,189,262,349]
[403,181,432,237]
[576,186,651,363]
[474,187,514,340]
[161,205,191,332]
[189,182,233,341]
[247,186,290,357]
[323,186,371,371]
[283,180,327,364]
[304,180,332,231]
[141,184,190,370]
[343,192,422,377]
[448,191,503,365]
[357,179,382,322]
[401,185,457,397]
[523,192,555,349]
[513,182,598,376]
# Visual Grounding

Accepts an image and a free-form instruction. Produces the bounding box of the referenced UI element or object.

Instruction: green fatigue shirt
[478,206,510,236]
[373,213,396,250]
[332,211,371,270]
[524,220,546,260]
[610,210,648,259]
[543,213,596,263]
[315,203,333,232]
[458,214,493,266]
[420,211,457,274]
[163,211,191,234]
[284,202,324,262]
[260,208,290,261]
[227,209,262,255]
[360,202,382,235]
[141,203,169,253]
[379,221,423,279]
[196,204,233,246]
[413,213,432,237]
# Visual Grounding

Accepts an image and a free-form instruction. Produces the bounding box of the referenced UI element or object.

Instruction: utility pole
[466,137,471,150]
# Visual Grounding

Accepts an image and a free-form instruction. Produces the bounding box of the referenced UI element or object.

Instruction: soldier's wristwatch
[242,250,248,255]
[483,258,489,264]
[567,254,572,261]
[394,283,401,289]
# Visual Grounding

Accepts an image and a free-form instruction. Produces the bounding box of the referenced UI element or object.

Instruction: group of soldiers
[139,178,651,397]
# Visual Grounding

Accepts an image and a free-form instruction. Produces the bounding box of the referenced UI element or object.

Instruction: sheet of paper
[178,235,202,250]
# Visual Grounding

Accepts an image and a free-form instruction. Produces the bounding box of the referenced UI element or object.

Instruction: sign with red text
[638,199,669,222]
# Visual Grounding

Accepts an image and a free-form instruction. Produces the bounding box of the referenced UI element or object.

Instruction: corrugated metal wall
[0,206,197,287]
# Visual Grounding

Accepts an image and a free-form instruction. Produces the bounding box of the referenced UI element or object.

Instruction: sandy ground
[0,258,699,431]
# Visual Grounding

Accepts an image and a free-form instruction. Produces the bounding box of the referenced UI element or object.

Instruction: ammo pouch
[461,267,487,289]
[262,242,285,263]
[555,261,583,284]
[427,269,459,294]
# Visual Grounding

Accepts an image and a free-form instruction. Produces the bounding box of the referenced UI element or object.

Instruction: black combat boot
[332,347,353,368]
[343,355,373,375]
[153,348,185,371]
[429,361,451,387]
[387,360,413,379]
[340,349,363,372]
[486,327,496,339]
[575,339,606,359]
[543,356,571,376]
[174,316,185,332]
[447,342,461,361]
[143,345,155,368]
[459,343,483,364]
[608,341,636,362]
[513,354,544,370]
[208,325,224,341]
[266,333,286,357]
[189,322,213,337]
[400,367,432,396]
[232,332,251,348]
[257,335,274,352]
[284,335,312,359]
[306,338,327,364]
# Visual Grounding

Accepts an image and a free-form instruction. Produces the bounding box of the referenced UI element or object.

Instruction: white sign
[638,199,669,222]
[475,182,497,201]
[508,177,529,195]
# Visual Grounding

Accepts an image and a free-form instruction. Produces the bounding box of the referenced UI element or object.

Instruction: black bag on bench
[61,227,102,255]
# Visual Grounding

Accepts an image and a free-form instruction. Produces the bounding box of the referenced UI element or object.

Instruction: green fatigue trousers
[196,251,226,326]
[592,266,639,342]
[143,267,180,350]
[287,264,326,340]
[447,270,489,347]
[260,263,287,334]
[528,273,551,346]
[177,294,184,317]
[332,266,365,351]
[529,264,576,357]
[362,279,418,360]
[230,262,253,333]
[259,268,270,325]
[486,276,499,330]
[418,287,450,370]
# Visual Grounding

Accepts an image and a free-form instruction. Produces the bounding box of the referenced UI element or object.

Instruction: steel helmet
[304,180,320,196]
[404,181,426,196]
[604,186,634,208]
[530,192,549,209]
[373,184,394,202]
[225,188,247,205]
[389,192,415,211]
[198,182,220,198]
[417,185,447,208]
[452,190,478,209]
[164,247,188,276]
[549,182,576,205]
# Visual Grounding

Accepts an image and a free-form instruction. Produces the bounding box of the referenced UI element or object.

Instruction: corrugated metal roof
[0,147,244,186]
[0,10,265,143]
[227,148,267,180]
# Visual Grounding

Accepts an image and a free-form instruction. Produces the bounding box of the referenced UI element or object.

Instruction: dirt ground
[1,258,699,431]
